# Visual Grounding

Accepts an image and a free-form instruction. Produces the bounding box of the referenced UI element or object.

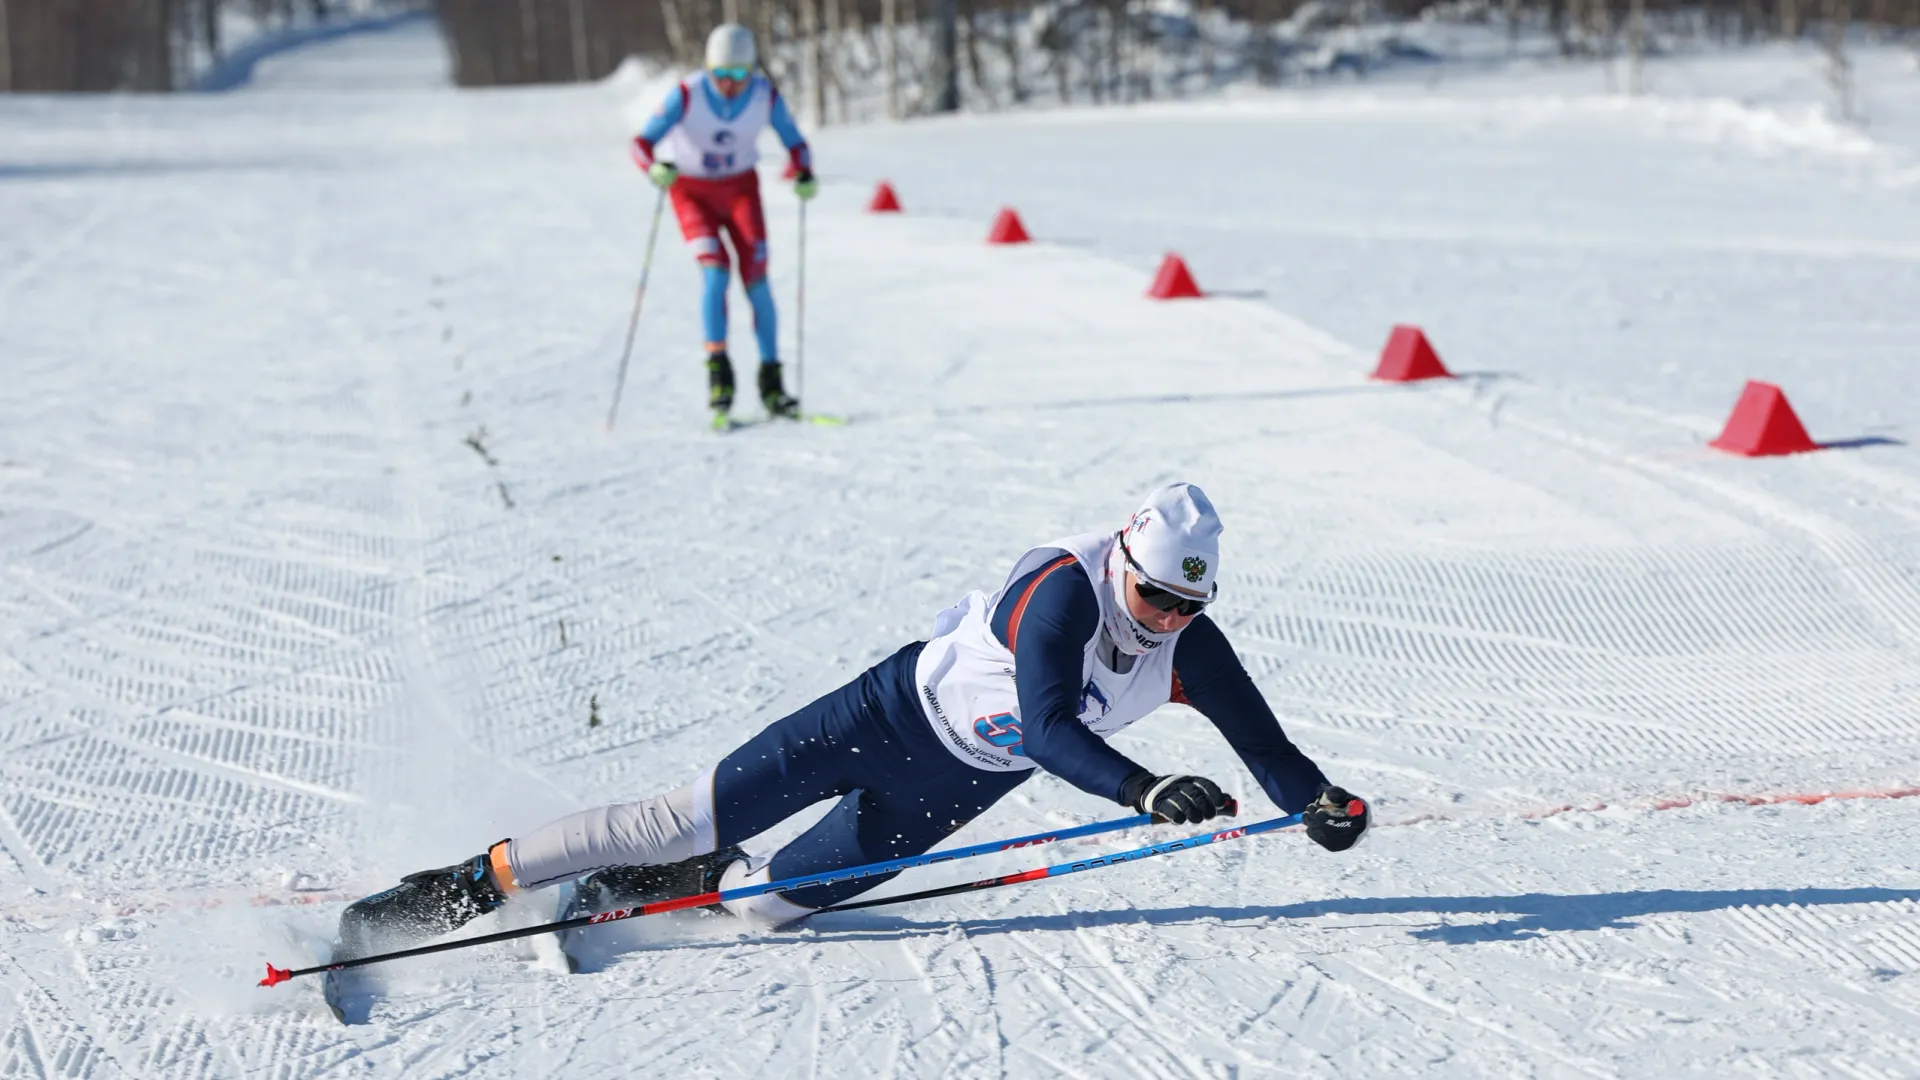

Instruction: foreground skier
[632,22,816,424]
[336,483,1370,957]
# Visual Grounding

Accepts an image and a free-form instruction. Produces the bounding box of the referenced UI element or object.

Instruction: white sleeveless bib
[658,75,774,179]
[913,530,1181,774]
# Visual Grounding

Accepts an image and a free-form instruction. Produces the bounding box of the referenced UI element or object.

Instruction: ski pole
[794,195,807,405]
[259,811,1158,987]
[605,185,668,432]
[818,809,1302,916]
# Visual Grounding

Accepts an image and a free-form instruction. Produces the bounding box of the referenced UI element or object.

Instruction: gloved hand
[647,162,679,190]
[1303,785,1370,851]
[793,168,818,201]
[1120,772,1234,825]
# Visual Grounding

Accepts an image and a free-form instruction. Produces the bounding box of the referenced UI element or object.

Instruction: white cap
[705,24,757,70]
[1120,482,1222,599]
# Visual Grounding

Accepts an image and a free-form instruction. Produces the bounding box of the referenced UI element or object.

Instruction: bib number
[973,713,1026,757]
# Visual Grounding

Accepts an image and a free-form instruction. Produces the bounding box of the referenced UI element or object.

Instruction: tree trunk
[1596,0,1615,92]
[1,0,14,92]
[1002,2,1024,104]
[882,0,898,117]
[569,0,587,81]
[1564,0,1585,53]
[1780,0,1801,37]
[1825,0,1853,119]
[1197,0,1213,88]
[518,0,538,82]
[661,0,691,68]
[1105,1,1119,101]
[803,0,826,123]
[935,0,958,111]
[825,0,842,123]
[1628,0,1645,93]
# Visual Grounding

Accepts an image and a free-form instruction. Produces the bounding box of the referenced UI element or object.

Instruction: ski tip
[805,413,848,427]
[259,963,293,988]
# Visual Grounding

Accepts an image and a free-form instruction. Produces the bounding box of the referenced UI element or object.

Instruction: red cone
[1710,381,1820,456]
[1146,254,1203,300]
[1372,325,1452,382]
[987,208,1031,245]
[868,182,902,213]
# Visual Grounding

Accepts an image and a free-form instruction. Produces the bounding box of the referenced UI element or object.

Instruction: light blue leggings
[702,266,779,363]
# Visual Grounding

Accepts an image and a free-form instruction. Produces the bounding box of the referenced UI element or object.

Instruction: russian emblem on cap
[1181,556,1207,583]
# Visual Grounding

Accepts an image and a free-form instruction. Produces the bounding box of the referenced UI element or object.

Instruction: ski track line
[0,199,119,319]
[0,798,60,896]
[1004,929,1205,1080]
[1333,950,1616,1079]
[1064,915,1266,1077]
[1,951,135,1080]
[943,923,1009,1078]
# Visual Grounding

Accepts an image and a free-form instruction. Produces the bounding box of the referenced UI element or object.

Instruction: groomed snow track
[2,20,1918,1077]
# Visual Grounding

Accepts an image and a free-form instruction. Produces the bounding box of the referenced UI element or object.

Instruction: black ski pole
[259,811,1161,987]
[795,193,807,407]
[605,185,668,431]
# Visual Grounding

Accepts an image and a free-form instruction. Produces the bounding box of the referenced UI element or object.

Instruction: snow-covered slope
[2,26,1917,1077]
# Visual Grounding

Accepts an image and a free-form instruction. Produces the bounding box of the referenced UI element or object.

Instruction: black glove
[1303,785,1370,852]
[1120,772,1235,825]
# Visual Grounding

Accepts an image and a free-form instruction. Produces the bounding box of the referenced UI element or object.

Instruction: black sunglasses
[1133,580,1208,617]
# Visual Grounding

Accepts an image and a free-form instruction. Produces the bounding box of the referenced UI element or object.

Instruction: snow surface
[3,18,1920,1076]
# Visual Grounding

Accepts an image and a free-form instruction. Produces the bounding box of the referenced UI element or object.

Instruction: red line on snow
[1385,785,1920,828]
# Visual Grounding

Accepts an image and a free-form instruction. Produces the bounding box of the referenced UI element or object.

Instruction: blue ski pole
[818,810,1304,915]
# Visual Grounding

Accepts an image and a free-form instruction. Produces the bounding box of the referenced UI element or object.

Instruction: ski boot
[707,352,735,430]
[757,361,800,420]
[562,845,748,920]
[336,848,509,960]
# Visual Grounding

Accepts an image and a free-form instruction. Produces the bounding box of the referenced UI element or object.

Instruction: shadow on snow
[804,885,1920,946]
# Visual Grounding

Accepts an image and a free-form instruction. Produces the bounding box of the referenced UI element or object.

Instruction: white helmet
[705,24,757,71]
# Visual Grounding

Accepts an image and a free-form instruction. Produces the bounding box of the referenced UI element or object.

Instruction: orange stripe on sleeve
[1006,555,1079,654]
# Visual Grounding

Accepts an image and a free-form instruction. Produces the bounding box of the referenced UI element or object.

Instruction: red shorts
[669,171,769,284]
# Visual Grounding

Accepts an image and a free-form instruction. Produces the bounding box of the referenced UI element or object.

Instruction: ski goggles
[710,66,752,81]
[1121,540,1214,617]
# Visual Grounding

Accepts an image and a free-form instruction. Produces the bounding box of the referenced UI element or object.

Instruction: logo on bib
[714,128,735,146]
[1078,680,1111,721]
[1181,556,1207,583]
[973,713,1026,757]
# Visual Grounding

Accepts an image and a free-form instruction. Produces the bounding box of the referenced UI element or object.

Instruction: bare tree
[935,0,958,111]
[802,0,825,122]
[1197,0,1214,87]
[1628,0,1645,92]
[1824,0,1853,118]
[1001,0,1026,104]
[0,0,12,92]
[882,0,900,117]
[568,0,587,80]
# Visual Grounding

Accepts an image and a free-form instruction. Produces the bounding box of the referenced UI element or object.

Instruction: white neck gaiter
[1101,540,1180,657]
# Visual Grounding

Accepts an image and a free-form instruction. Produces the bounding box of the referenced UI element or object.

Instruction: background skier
[631,23,816,424]
[335,483,1370,954]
